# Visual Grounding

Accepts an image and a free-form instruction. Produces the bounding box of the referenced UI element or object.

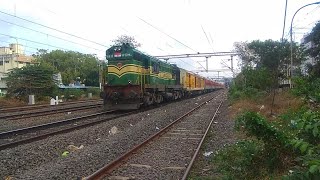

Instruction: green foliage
[287,110,320,178]
[85,87,101,96]
[60,89,83,100]
[235,112,288,146]
[213,140,265,179]
[235,111,293,173]
[215,108,320,179]
[34,50,100,86]
[236,39,305,73]
[112,35,141,48]
[291,77,320,102]
[306,21,320,61]
[6,64,57,100]
[229,67,272,101]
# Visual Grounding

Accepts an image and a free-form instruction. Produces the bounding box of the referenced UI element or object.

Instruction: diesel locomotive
[102,43,224,110]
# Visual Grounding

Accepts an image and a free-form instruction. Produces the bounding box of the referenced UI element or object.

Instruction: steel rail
[0,99,102,113]
[0,111,111,137]
[85,95,219,180]
[0,110,131,151]
[182,100,223,180]
[0,104,102,120]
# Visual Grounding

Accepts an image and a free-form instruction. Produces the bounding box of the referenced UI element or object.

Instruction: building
[0,44,34,95]
[300,33,316,75]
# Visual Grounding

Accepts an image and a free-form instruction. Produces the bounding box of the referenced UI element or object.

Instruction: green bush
[85,88,101,97]
[229,67,274,101]
[61,89,83,100]
[292,77,320,103]
[213,140,266,179]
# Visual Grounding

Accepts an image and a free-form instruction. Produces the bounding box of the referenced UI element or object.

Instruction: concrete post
[28,95,35,105]
[88,93,92,99]
[50,98,55,105]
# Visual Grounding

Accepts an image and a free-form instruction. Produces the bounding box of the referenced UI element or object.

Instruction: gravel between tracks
[0,100,102,117]
[0,90,224,179]
[188,96,237,178]
[0,103,103,132]
[107,92,226,179]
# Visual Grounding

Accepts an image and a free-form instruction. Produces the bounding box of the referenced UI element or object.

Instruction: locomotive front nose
[110,92,120,100]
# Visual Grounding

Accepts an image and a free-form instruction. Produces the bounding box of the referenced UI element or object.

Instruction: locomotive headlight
[128,80,131,84]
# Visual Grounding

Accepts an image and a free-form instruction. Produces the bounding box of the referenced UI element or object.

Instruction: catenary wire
[0,19,104,52]
[0,10,107,47]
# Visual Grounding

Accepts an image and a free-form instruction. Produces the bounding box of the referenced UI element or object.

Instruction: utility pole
[290,1,320,88]
[230,55,234,78]
[205,56,208,72]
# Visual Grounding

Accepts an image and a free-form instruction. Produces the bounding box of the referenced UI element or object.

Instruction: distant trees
[34,50,100,86]
[230,39,306,100]
[235,40,305,73]
[6,64,57,100]
[307,21,320,61]
[112,35,141,48]
[304,21,320,77]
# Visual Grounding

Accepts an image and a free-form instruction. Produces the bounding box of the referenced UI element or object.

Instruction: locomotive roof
[107,44,220,84]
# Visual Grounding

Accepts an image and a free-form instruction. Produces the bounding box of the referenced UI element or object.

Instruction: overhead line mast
[155,52,238,75]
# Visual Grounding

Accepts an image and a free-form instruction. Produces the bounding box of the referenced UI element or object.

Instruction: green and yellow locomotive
[102,43,223,110]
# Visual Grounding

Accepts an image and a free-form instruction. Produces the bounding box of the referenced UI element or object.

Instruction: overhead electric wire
[208,33,214,50]
[271,0,289,114]
[281,0,288,42]
[0,44,36,55]
[120,23,200,70]
[0,33,70,51]
[201,25,214,52]
[290,4,320,33]
[156,47,197,69]
[0,19,104,52]
[137,17,206,70]
[137,17,198,53]
[0,10,107,47]
[0,39,36,50]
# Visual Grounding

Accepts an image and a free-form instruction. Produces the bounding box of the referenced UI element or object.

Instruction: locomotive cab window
[152,62,160,74]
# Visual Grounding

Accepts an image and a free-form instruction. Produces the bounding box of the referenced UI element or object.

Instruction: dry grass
[229,90,304,121]
[0,97,26,108]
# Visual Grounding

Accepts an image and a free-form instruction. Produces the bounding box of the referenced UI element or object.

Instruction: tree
[234,39,306,76]
[6,64,57,100]
[307,21,320,61]
[304,21,320,77]
[112,35,141,48]
[34,50,100,86]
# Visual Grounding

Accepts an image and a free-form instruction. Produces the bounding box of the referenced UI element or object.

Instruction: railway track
[0,110,138,151]
[86,93,225,179]
[0,103,103,121]
[0,99,102,113]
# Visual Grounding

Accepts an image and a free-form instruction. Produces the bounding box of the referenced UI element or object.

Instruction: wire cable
[201,25,214,52]
[0,10,107,47]
[0,39,37,50]
[137,17,198,53]
[0,18,104,52]
[0,33,70,51]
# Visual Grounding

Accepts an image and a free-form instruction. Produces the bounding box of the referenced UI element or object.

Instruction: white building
[0,44,34,95]
[300,34,315,75]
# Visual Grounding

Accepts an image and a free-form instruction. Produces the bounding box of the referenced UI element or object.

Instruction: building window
[19,62,23,64]
[0,61,3,66]
[5,61,9,63]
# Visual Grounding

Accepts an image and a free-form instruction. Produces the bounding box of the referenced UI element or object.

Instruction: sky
[0,0,319,79]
